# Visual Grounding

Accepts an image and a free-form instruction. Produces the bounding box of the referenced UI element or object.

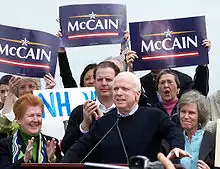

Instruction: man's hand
[44,73,56,89]
[158,153,175,169]
[81,100,98,131]
[47,138,57,162]
[91,107,103,120]
[202,39,211,49]
[125,51,138,72]
[197,160,210,169]
[24,137,34,163]
[123,31,130,41]
[167,148,191,159]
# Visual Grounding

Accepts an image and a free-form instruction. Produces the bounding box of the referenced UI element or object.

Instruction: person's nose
[32,115,38,122]
[24,87,32,94]
[89,79,95,84]
[183,112,189,119]
[164,81,169,87]
[101,79,107,86]
[4,91,8,97]
[116,88,123,95]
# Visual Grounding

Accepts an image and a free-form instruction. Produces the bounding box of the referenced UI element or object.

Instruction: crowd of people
[0,29,218,169]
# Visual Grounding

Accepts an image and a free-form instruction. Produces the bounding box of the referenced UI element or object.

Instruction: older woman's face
[17,106,42,135]
[18,81,37,97]
[158,74,179,102]
[180,103,198,133]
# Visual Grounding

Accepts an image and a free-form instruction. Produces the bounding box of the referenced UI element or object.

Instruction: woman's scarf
[12,130,48,163]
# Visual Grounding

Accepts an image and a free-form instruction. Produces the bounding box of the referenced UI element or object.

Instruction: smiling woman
[0,94,61,169]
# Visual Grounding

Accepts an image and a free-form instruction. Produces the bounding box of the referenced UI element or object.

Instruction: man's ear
[135,90,141,101]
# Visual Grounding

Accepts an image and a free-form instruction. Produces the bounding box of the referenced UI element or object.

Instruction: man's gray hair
[177,90,210,128]
[105,56,127,71]
[115,72,141,92]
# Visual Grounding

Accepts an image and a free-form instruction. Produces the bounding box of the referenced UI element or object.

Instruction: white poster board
[33,87,96,140]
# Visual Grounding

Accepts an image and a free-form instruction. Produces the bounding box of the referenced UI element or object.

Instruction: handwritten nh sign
[33,87,96,140]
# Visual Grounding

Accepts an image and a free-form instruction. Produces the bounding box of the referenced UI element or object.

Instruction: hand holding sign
[9,76,22,96]
[129,16,209,70]
[202,39,211,49]
[44,73,56,89]
[125,50,138,72]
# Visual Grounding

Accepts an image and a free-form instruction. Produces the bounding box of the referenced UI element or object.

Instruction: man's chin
[100,93,110,97]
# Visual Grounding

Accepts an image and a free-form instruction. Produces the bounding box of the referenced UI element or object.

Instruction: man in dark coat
[61,61,120,153]
[61,72,189,163]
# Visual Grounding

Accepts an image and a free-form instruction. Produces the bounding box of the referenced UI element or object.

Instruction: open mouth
[116,98,125,102]
[164,90,170,95]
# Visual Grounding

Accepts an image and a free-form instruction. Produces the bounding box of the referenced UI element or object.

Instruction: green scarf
[12,129,47,163]
[19,128,38,162]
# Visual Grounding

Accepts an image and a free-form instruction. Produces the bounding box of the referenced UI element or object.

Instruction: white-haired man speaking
[61,72,190,163]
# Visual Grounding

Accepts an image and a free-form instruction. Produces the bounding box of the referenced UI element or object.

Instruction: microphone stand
[80,116,121,163]
[116,118,129,164]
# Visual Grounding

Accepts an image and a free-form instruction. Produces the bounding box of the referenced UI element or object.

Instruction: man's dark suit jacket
[61,107,184,163]
[62,105,84,154]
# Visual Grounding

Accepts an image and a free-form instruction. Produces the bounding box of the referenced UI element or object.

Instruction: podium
[21,163,185,169]
[21,163,129,169]
[21,163,128,169]
[21,163,84,169]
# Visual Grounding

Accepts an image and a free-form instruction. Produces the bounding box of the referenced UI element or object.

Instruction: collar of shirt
[95,99,115,114]
[117,104,139,117]
[183,129,204,141]
[180,129,204,169]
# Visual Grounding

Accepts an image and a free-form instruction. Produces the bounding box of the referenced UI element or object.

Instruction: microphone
[80,114,121,163]
[116,116,129,164]
[129,155,185,169]
[129,155,163,169]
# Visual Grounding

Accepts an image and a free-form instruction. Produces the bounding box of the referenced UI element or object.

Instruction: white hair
[114,72,141,92]
[104,56,126,71]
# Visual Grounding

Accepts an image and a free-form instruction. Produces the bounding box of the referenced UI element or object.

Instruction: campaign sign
[129,16,209,71]
[0,24,59,77]
[33,87,96,140]
[59,4,127,47]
